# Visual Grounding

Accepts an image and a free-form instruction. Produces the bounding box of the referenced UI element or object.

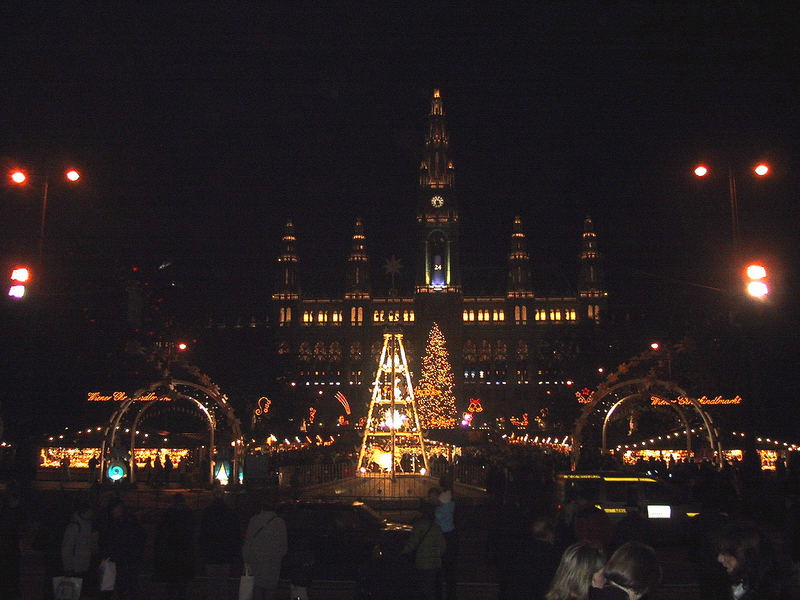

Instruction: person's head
[260,491,279,513]
[716,521,774,583]
[532,514,555,543]
[76,501,93,520]
[427,487,441,505]
[545,542,605,600]
[602,542,661,599]
[109,498,126,519]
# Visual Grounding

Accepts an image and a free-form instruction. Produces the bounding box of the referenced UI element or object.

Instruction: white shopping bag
[238,564,254,600]
[99,558,117,592]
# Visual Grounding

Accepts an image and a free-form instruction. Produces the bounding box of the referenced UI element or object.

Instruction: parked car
[555,471,700,542]
[277,500,412,596]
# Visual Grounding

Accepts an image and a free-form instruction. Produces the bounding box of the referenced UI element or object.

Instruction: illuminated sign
[651,395,742,406]
[87,392,172,402]
[647,505,672,519]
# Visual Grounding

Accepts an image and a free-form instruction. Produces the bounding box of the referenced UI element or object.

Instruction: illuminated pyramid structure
[357,331,429,476]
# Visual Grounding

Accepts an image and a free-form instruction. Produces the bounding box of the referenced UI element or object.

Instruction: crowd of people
[2,438,800,599]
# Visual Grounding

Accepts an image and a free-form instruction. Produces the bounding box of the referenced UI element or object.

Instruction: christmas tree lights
[415,322,457,428]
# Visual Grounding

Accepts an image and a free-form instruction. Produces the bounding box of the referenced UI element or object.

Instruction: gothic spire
[507,216,533,297]
[345,218,370,298]
[419,89,454,190]
[579,216,607,321]
[273,219,299,300]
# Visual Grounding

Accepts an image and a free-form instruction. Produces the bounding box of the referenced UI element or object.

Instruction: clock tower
[416,89,461,294]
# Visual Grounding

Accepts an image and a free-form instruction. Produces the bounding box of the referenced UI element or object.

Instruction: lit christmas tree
[357,331,428,475]
[415,322,457,428]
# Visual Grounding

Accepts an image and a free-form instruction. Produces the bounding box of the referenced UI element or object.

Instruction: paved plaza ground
[7,479,719,600]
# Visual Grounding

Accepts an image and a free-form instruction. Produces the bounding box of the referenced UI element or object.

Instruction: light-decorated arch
[571,376,722,470]
[100,377,244,485]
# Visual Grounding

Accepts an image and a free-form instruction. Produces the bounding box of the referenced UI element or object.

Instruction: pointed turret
[419,89,454,190]
[273,219,299,300]
[507,216,533,298]
[579,216,608,322]
[345,218,370,299]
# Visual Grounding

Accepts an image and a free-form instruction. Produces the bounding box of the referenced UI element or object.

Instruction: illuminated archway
[571,377,721,470]
[100,378,244,485]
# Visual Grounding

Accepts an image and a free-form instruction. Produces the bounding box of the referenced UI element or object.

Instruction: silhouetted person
[88,456,99,483]
[589,541,661,600]
[100,498,145,600]
[61,502,96,589]
[242,494,287,600]
[507,514,561,599]
[200,488,241,600]
[153,455,164,487]
[402,500,446,600]
[716,520,787,600]
[154,493,194,600]
[546,541,605,600]
[0,483,25,600]
[164,454,174,485]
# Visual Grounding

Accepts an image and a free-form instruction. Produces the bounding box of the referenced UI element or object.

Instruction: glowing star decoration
[467,398,483,413]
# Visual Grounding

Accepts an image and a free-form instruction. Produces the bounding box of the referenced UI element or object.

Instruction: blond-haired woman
[545,542,605,600]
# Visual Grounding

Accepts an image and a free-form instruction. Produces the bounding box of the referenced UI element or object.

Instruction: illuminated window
[463,310,469,322]
[588,305,594,318]
[351,306,357,323]
[493,309,505,321]
[332,311,342,324]
[358,306,364,324]
[569,309,576,321]
[516,305,527,324]
[388,310,400,322]
[373,310,380,323]
[303,311,312,325]
[463,340,477,362]
[408,310,415,322]
[554,310,562,321]
[469,310,475,321]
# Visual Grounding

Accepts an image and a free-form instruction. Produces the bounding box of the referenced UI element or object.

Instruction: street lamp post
[9,167,81,263]
[693,161,770,296]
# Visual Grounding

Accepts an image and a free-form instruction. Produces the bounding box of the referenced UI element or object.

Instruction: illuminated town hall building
[271,90,607,422]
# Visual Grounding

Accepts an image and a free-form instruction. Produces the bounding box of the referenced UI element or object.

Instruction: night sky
[1,4,798,434]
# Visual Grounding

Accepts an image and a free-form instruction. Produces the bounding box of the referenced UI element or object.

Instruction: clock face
[431,195,444,208]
